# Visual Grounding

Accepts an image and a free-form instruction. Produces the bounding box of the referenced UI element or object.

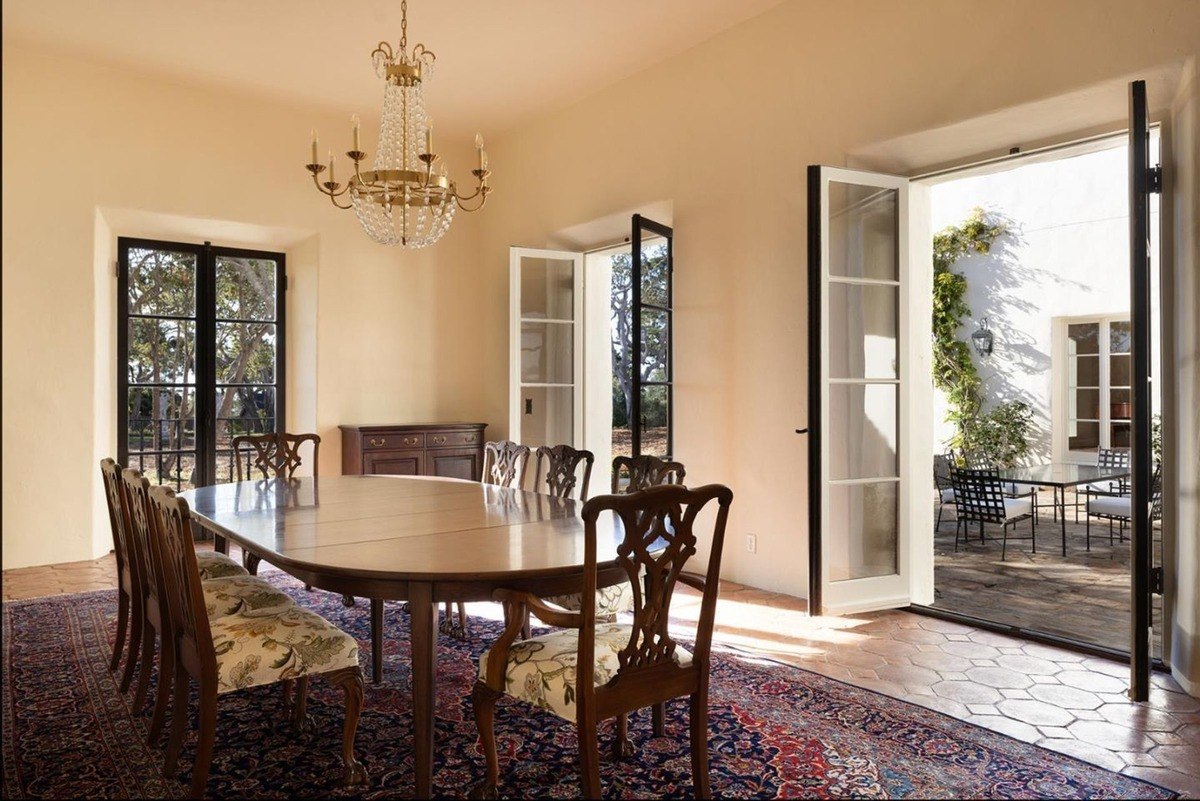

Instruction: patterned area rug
[1,573,1176,799]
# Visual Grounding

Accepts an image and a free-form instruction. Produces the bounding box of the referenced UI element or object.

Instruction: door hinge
[1148,165,1163,194]
[1151,566,1164,595]
[282,274,289,291]
[114,260,120,278]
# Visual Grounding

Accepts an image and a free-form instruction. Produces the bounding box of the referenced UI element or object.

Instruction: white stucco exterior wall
[929,140,1161,462]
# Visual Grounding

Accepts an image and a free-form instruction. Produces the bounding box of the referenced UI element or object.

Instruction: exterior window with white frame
[1058,315,1131,460]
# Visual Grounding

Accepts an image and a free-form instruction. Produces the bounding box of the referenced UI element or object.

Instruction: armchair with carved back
[471,483,732,799]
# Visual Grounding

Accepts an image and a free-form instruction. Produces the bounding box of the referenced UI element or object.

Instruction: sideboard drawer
[363,432,425,450]
[427,429,480,449]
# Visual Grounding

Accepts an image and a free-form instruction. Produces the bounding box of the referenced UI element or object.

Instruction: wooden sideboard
[339,423,488,481]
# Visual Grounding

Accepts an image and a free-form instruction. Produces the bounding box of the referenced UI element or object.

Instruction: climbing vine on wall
[932,208,1034,467]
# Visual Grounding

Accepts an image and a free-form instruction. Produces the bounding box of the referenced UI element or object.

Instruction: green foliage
[933,209,1034,467]
[610,244,670,429]
[1151,413,1162,465]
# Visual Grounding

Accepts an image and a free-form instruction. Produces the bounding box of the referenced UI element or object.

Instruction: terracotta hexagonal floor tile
[1057,670,1129,694]
[965,666,1034,689]
[996,699,1076,727]
[910,651,974,673]
[941,641,1001,660]
[1098,703,1182,731]
[1027,684,1104,710]
[931,680,1002,705]
[996,654,1060,675]
[1066,720,1156,751]
[1036,737,1126,772]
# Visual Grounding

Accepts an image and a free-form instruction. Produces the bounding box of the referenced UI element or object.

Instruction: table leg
[409,582,437,798]
[1060,487,1067,556]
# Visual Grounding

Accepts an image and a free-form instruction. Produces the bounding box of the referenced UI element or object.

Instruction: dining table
[994,462,1131,556]
[182,474,631,798]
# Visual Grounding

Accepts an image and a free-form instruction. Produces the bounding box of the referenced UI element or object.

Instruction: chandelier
[304,0,490,248]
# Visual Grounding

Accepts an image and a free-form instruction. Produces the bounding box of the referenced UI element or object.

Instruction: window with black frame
[630,215,674,459]
[118,238,285,489]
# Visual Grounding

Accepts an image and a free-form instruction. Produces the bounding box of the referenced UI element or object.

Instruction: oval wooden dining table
[182,474,630,798]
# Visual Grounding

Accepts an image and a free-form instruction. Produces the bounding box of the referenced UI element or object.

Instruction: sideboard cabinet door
[364,450,425,476]
[427,447,481,481]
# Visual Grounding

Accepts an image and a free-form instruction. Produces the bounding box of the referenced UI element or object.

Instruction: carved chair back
[121,467,168,612]
[482,440,531,489]
[148,485,217,676]
[233,432,321,481]
[578,484,732,705]
[611,454,686,494]
[101,459,142,595]
[950,466,1009,524]
[534,444,595,501]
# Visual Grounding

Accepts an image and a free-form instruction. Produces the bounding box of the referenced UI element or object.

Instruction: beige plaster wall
[476,0,1200,602]
[1,40,486,568]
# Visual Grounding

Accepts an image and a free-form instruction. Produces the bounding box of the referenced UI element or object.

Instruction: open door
[630,215,674,459]
[509,248,585,449]
[806,166,933,616]
[1128,79,1161,702]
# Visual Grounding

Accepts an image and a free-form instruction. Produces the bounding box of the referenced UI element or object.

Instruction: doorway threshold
[907,604,1168,671]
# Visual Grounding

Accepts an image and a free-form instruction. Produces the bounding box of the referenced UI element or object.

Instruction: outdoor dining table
[182,474,632,798]
[995,463,1131,556]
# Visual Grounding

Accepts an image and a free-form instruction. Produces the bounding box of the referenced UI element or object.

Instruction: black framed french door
[1128,79,1160,702]
[117,238,286,489]
[630,214,674,459]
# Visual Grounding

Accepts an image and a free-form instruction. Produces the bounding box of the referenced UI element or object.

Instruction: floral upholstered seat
[541,582,633,619]
[210,606,360,693]
[202,575,296,618]
[478,622,692,721]
[196,550,249,580]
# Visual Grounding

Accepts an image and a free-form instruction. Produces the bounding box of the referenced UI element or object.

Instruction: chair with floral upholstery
[471,483,733,799]
[120,467,268,744]
[148,484,368,797]
[101,459,145,691]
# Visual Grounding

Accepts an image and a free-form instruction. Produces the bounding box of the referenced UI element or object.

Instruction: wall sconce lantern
[971,317,995,357]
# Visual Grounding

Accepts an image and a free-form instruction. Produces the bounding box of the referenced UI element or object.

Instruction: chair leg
[578,718,602,800]
[371,598,384,685]
[954,520,960,552]
[652,701,666,737]
[690,691,711,800]
[1086,510,1092,551]
[470,682,501,798]
[164,664,190,779]
[936,503,944,531]
[1001,522,1009,561]
[189,688,218,798]
[292,676,312,733]
[458,602,468,635]
[119,601,143,693]
[149,628,176,743]
[325,666,368,787]
[611,713,634,760]
[521,609,531,641]
[133,626,155,711]
[1030,515,1036,554]
[111,588,129,671]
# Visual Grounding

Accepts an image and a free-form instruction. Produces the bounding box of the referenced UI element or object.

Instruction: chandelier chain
[400,0,408,52]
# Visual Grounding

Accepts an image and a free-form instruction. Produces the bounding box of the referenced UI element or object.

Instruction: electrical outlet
[745,533,757,554]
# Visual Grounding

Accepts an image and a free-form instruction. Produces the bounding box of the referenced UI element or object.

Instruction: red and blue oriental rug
[1,573,1177,799]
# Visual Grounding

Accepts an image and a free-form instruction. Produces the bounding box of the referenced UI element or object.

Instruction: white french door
[806,166,933,615]
[509,248,585,448]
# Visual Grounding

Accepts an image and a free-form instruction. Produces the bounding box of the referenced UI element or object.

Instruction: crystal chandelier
[305,0,490,248]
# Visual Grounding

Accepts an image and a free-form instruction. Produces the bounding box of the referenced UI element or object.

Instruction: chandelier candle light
[305,0,490,248]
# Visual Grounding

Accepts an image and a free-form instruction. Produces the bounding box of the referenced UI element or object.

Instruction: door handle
[795,428,810,435]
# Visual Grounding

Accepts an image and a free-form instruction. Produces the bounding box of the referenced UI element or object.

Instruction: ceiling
[2,0,786,135]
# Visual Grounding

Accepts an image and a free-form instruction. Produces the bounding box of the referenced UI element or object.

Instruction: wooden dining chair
[534,444,594,501]
[100,459,145,688]
[121,467,293,746]
[472,483,733,799]
[441,440,533,638]
[147,484,368,797]
[611,454,686,493]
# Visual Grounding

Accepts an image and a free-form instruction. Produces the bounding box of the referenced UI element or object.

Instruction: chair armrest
[677,572,707,593]
[492,589,584,629]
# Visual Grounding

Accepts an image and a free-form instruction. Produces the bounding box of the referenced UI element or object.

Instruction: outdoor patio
[932,488,1163,656]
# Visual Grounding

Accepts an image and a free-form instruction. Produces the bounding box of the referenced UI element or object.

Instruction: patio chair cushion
[209,605,359,694]
[196,550,250,580]
[1088,496,1132,519]
[1084,481,1126,495]
[940,487,956,503]
[478,622,692,721]
[1002,497,1033,520]
[1003,484,1034,497]
[202,575,296,618]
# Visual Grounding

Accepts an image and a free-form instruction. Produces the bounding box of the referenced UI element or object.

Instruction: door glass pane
[1069,421,1101,451]
[1069,355,1100,387]
[127,318,196,384]
[1110,353,1131,386]
[215,256,277,321]
[638,237,670,307]
[216,322,277,384]
[216,386,276,441]
[1071,388,1101,421]
[127,248,196,316]
[828,183,898,281]
[828,283,898,379]
[127,388,196,456]
[520,257,575,319]
[639,385,669,458]
[828,383,898,480]
[1110,320,1132,353]
[521,322,573,383]
[1068,322,1100,354]
[827,481,898,581]
[640,310,670,382]
[521,386,573,448]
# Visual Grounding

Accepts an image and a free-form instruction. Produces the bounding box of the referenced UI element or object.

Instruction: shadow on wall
[954,214,1091,463]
